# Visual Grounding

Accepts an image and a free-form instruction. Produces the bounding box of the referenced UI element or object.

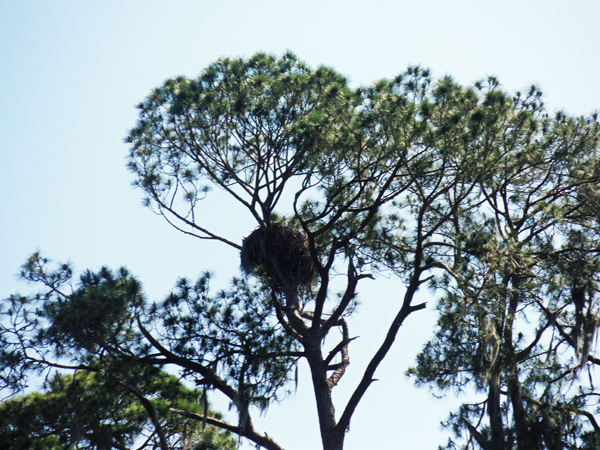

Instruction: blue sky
[1,1,599,449]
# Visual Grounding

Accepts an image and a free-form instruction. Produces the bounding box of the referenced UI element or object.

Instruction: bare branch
[170,408,285,450]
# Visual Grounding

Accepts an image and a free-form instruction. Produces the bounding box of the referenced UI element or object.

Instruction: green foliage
[3,53,600,450]
[41,266,145,357]
[159,273,299,410]
[126,52,351,229]
[0,370,235,450]
[408,88,600,449]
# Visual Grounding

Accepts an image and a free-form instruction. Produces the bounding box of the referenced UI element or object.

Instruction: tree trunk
[508,366,542,450]
[305,342,345,450]
[487,367,506,450]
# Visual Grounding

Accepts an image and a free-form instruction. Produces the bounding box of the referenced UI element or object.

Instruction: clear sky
[1,1,599,449]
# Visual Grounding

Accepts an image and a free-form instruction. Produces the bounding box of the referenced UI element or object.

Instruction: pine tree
[2,53,599,450]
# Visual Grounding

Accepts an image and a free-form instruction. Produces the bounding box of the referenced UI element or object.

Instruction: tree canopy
[0,368,236,450]
[2,52,599,450]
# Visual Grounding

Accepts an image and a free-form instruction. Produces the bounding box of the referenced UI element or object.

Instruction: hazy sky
[1,2,599,449]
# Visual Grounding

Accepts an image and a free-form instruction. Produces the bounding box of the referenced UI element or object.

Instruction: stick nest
[241,223,315,289]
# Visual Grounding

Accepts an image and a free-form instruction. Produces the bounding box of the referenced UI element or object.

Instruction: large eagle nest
[241,223,315,290]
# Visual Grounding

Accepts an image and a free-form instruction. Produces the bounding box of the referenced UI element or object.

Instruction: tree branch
[464,419,492,450]
[170,408,285,450]
[136,317,239,402]
[577,409,600,433]
[123,383,169,450]
[336,276,426,434]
